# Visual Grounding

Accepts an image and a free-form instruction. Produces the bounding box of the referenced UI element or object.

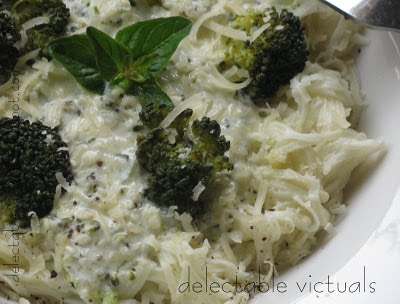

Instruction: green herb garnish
[49,17,192,107]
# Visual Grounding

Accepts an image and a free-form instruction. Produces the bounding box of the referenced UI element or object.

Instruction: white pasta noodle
[21,17,50,31]
[250,23,271,43]
[0,0,383,303]
[15,50,41,69]
[189,5,224,41]
[205,21,250,41]
[198,63,252,91]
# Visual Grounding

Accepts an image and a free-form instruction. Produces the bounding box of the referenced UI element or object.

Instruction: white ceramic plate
[252,29,400,304]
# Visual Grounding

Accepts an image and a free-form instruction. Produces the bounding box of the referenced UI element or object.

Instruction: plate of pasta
[0,0,399,304]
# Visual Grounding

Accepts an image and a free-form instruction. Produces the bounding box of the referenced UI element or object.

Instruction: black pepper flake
[269,208,275,212]
[67,229,73,239]
[262,237,267,241]
[50,270,58,278]
[261,208,266,214]
[26,59,35,66]
[76,225,81,233]
[73,201,78,206]
[96,160,103,167]
[111,278,119,286]
[250,226,254,230]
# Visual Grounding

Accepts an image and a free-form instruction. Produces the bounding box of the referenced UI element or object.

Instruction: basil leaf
[86,26,128,81]
[115,17,192,76]
[48,35,105,95]
[127,53,160,83]
[127,81,174,107]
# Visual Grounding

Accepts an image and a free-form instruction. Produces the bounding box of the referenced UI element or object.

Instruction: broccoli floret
[0,11,20,83]
[136,103,233,217]
[0,0,70,77]
[222,7,308,101]
[139,102,172,129]
[0,11,20,47]
[11,0,70,55]
[0,117,73,227]
[191,117,233,173]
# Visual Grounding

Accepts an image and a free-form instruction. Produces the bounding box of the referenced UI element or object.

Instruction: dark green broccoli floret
[136,103,233,217]
[11,0,70,55]
[0,11,20,47]
[222,7,308,101]
[0,11,20,83]
[139,102,172,129]
[0,117,73,227]
[191,118,233,174]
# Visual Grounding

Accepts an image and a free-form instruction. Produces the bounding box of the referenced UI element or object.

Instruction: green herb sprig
[48,17,192,107]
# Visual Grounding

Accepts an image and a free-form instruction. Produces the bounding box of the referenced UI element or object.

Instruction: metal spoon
[318,0,400,32]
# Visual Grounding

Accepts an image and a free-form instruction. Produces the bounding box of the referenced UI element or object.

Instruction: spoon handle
[319,0,400,32]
